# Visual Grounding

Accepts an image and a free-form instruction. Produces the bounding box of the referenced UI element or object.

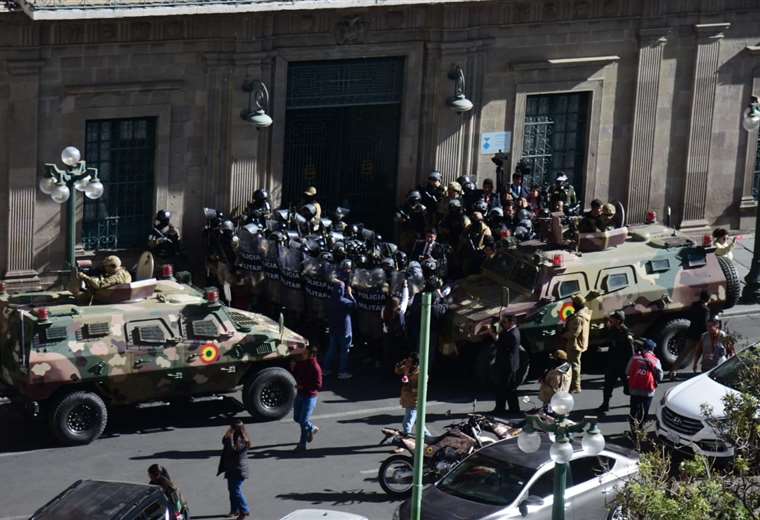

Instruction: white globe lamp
[50,183,71,204]
[582,425,606,455]
[84,179,104,200]
[550,391,575,416]
[549,439,574,464]
[61,146,81,167]
[39,176,57,195]
[517,429,541,454]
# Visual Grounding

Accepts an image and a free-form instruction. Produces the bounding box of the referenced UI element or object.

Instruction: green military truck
[0,278,307,445]
[441,220,740,381]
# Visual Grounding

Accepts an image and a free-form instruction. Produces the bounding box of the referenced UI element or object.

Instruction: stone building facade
[1,0,760,285]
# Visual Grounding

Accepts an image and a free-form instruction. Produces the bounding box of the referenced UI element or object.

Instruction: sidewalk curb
[719,306,760,319]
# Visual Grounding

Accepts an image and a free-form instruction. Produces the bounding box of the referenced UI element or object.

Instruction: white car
[280,510,369,520]
[655,345,757,457]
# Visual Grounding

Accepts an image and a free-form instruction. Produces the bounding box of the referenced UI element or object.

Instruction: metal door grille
[521,92,590,194]
[283,58,403,236]
[84,117,157,249]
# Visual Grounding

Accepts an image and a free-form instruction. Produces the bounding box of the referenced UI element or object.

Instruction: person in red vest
[625,338,663,435]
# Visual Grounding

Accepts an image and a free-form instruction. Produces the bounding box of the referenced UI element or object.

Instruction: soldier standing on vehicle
[148,209,181,261]
[459,211,492,276]
[596,310,635,413]
[562,294,592,393]
[599,203,617,230]
[549,172,577,212]
[79,255,132,294]
[481,312,522,417]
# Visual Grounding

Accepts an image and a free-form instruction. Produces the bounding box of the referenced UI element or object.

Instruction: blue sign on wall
[480,131,511,155]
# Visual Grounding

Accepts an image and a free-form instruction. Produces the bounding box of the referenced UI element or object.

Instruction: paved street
[0,313,757,520]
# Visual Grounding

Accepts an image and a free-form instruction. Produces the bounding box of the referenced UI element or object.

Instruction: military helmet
[488,207,504,219]
[253,189,269,202]
[471,211,484,222]
[304,186,317,197]
[610,310,626,322]
[339,259,353,272]
[429,170,442,182]
[103,255,122,269]
[472,199,488,214]
[407,190,422,203]
[517,209,532,222]
[155,209,171,224]
[381,257,396,272]
[448,181,463,194]
[448,198,463,210]
[395,250,408,269]
[319,251,334,263]
[556,172,569,183]
[602,203,616,216]
[299,203,318,220]
[221,220,235,232]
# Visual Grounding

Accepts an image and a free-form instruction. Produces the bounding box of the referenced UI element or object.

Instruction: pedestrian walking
[381,280,410,366]
[147,464,188,517]
[291,344,323,452]
[626,339,663,436]
[481,312,522,416]
[217,419,251,519]
[562,294,592,393]
[692,318,734,373]
[324,279,356,379]
[394,352,430,436]
[596,310,635,412]
[537,349,572,412]
[668,290,711,379]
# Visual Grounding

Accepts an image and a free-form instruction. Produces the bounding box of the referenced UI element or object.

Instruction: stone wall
[1,0,760,281]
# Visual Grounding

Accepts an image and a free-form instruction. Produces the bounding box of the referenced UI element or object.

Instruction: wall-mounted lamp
[446,65,473,113]
[241,79,273,129]
[743,95,760,132]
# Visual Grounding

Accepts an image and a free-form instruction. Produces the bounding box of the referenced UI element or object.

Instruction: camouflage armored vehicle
[0,278,307,445]
[442,219,740,379]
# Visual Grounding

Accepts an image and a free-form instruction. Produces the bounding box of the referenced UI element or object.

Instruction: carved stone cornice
[694,22,730,40]
[63,79,183,96]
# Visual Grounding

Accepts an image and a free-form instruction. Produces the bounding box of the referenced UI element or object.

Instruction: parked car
[29,479,186,520]
[656,343,759,458]
[280,510,368,520]
[393,437,638,520]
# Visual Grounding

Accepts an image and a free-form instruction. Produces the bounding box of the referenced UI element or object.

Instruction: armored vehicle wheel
[243,367,296,420]
[474,344,530,389]
[717,256,740,309]
[655,319,690,369]
[49,391,108,446]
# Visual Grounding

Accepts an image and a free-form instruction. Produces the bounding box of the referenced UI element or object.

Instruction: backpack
[627,353,657,393]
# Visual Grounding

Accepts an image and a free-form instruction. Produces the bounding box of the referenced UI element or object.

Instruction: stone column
[625,28,668,224]
[680,22,730,231]
[739,52,760,230]
[4,58,44,283]
[203,53,233,211]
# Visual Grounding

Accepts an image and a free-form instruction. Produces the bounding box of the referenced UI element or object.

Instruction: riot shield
[303,256,334,322]
[278,240,305,317]
[261,237,282,309]
[352,267,387,344]
[236,224,266,296]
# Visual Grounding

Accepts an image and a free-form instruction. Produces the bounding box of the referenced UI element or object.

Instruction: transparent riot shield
[261,237,282,309]
[236,224,266,297]
[278,240,305,318]
[352,267,387,344]
[304,257,334,322]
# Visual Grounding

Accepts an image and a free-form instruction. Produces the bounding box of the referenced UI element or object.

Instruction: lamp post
[39,146,104,270]
[741,96,760,303]
[411,291,432,520]
[517,391,605,520]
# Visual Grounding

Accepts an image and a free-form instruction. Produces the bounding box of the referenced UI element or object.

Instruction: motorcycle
[376,414,521,498]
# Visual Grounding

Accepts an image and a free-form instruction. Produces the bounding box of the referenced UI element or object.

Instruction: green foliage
[615,346,760,520]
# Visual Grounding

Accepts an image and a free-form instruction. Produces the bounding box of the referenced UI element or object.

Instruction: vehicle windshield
[482,254,537,292]
[436,453,535,507]
[709,346,760,390]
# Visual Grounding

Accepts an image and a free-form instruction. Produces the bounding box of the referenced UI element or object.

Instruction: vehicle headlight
[659,388,673,407]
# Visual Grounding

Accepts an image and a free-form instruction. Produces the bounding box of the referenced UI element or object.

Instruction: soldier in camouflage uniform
[562,294,591,393]
[597,310,635,412]
[549,172,577,212]
[79,255,132,294]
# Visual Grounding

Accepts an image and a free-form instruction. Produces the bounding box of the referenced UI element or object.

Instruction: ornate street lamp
[39,146,103,269]
[741,96,760,303]
[517,391,605,520]
[241,79,273,129]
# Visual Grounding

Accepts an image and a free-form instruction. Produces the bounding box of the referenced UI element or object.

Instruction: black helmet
[518,209,532,222]
[221,220,235,232]
[429,170,442,183]
[155,209,171,224]
[472,199,488,214]
[299,203,317,220]
[339,259,353,272]
[319,251,334,263]
[488,207,504,219]
[395,250,408,269]
[253,189,269,202]
[448,198,462,210]
[381,257,396,272]
[422,258,438,276]
[407,190,422,203]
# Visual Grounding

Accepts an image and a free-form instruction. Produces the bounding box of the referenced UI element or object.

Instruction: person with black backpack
[626,339,663,437]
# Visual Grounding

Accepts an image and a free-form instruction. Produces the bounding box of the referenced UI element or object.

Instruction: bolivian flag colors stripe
[559,303,576,322]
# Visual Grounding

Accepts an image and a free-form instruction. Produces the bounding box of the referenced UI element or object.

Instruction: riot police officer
[458,175,479,211]
[418,170,445,222]
[397,190,427,252]
[148,209,181,260]
[549,173,577,213]
[245,189,272,226]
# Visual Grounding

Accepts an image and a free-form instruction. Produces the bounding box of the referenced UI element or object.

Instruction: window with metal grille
[84,322,111,338]
[83,117,157,249]
[131,324,166,345]
[521,92,590,194]
[42,326,68,343]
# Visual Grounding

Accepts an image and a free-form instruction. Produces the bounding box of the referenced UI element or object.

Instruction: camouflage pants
[565,348,583,392]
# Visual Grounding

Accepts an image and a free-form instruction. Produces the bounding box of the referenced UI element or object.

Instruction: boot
[596,399,610,413]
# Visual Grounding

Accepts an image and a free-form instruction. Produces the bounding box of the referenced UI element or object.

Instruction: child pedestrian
[291,344,323,452]
[537,349,572,412]
[394,352,430,437]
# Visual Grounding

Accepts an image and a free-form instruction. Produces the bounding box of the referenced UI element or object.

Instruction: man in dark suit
[412,228,446,263]
[483,312,522,416]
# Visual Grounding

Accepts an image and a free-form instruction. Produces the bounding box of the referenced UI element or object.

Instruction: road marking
[359,469,378,474]
[0,447,58,458]
[0,515,31,519]
[280,401,448,422]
